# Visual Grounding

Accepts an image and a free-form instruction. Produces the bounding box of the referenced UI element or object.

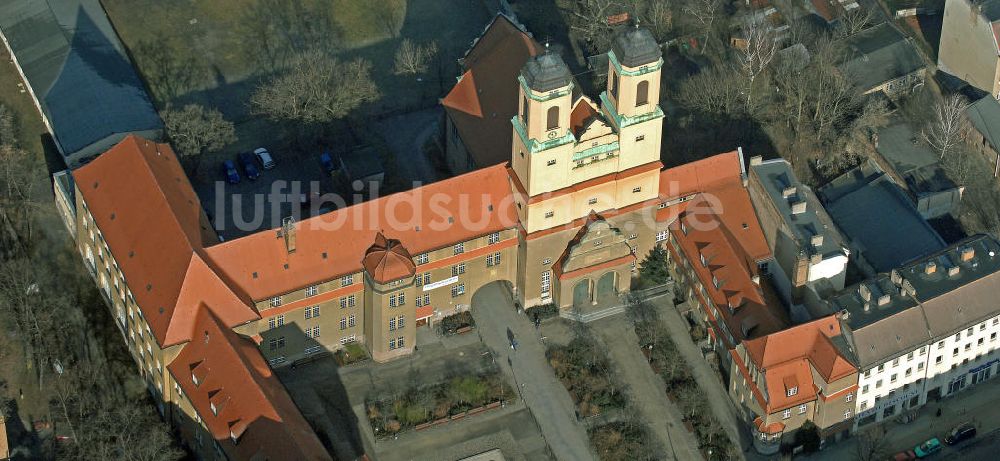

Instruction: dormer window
[210,401,218,415]
[786,386,798,397]
[192,373,200,386]
[230,429,239,445]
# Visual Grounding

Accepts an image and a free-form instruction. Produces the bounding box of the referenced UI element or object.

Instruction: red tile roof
[665,152,783,346]
[205,163,518,301]
[168,306,331,460]
[73,136,258,346]
[362,232,416,284]
[442,14,541,168]
[741,316,856,412]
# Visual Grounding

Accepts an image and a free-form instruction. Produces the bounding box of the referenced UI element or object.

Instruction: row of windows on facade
[862,317,1000,380]
[265,334,359,366]
[388,315,406,331]
[265,232,504,307]
[862,338,999,395]
[541,188,644,219]
[267,326,322,351]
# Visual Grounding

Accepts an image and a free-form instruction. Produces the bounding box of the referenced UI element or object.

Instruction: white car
[253,147,276,170]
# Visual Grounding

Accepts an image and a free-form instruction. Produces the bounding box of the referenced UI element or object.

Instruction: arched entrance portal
[573,279,592,307]
[596,272,617,298]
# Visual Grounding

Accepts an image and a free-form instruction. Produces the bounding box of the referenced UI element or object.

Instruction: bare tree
[738,18,777,110]
[923,94,971,159]
[677,63,744,116]
[856,427,889,461]
[837,6,875,37]
[569,0,623,55]
[394,39,439,75]
[0,104,16,146]
[642,1,673,41]
[682,0,721,54]
[369,0,405,38]
[0,144,44,253]
[161,104,237,173]
[251,51,380,124]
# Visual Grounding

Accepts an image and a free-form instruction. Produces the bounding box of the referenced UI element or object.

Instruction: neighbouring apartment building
[838,23,925,98]
[57,24,791,459]
[817,235,1000,429]
[939,0,1000,97]
[747,157,849,321]
[729,315,858,454]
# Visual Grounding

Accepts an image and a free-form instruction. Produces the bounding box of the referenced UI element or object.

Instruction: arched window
[547,106,559,131]
[636,80,649,106]
[610,72,619,100]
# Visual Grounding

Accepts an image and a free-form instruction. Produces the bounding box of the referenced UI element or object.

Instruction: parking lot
[193,147,343,241]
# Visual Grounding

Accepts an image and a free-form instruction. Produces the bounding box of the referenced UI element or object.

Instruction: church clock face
[547,130,557,139]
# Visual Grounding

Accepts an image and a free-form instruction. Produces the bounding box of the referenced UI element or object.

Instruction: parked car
[320,151,335,173]
[892,450,916,461]
[253,147,276,170]
[914,438,941,458]
[944,423,976,445]
[222,160,240,184]
[238,152,260,180]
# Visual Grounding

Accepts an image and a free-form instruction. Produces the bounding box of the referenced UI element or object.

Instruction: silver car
[253,147,276,170]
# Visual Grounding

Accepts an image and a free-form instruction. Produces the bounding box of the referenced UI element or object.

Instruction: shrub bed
[365,369,510,438]
[589,421,656,461]
[546,333,626,417]
[526,303,559,321]
[334,342,369,366]
[439,311,475,335]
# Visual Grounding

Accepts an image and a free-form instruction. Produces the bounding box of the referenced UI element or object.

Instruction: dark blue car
[223,160,240,184]
[320,151,336,173]
[238,152,260,180]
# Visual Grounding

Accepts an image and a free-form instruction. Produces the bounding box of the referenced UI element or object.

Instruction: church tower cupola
[604,26,663,121]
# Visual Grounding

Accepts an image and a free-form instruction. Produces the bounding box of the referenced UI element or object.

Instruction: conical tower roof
[611,26,660,68]
[362,232,416,284]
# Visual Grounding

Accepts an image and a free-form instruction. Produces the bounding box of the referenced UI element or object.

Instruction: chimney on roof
[877,294,891,306]
[902,279,916,297]
[750,155,763,166]
[859,283,871,302]
[811,234,824,248]
[863,302,871,312]
[791,200,807,215]
[890,269,902,286]
[838,309,851,321]
[281,217,296,254]
[948,265,961,277]
[810,253,823,265]
[782,186,797,198]
[961,247,975,262]
[925,261,937,275]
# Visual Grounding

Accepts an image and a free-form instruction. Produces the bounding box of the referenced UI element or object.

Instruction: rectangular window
[349,314,356,327]
[389,338,396,350]
[451,284,466,298]
[488,232,500,244]
[416,254,429,264]
[305,285,318,297]
[635,135,645,142]
[342,274,354,286]
[398,336,405,348]
[782,409,791,419]
[918,362,924,370]
[309,326,321,338]
[398,293,405,306]
[547,159,556,166]
[398,315,406,328]
[269,296,282,307]
[845,393,853,402]
[389,318,397,331]
[541,270,552,296]
[486,252,502,267]
[389,294,398,308]
[588,198,598,205]
[340,317,347,330]
[339,295,356,308]
[305,345,322,355]
[656,230,668,242]
[544,211,554,218]
[798,404,807,414]
[632,186,642,193]
[844,410,852,420]
[454,243,464,255]
[452,263,466,276]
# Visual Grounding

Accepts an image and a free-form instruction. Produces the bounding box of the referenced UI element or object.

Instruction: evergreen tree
[638,244,670,287]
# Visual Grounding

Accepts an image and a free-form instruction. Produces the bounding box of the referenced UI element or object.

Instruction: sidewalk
[810,377,1000,460]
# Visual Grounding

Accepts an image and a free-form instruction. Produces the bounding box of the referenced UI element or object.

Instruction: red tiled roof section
[73,136,256,346]
[442,14,541,168]
[742,316,857,411]
[168,306,331,461]
[363,232,416,284]
[205,163,518,301]
[570,98,600,138]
